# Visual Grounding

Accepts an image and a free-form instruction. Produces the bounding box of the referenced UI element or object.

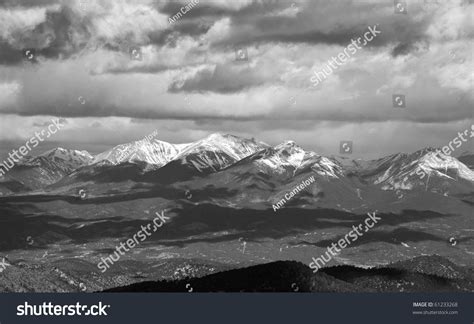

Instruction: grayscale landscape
[0,0,472,293]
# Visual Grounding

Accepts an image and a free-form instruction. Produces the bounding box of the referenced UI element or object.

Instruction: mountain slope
[171,141,364,210]
[139,134,269,184]
[172,133,269,172]
[359,148,474,195]
[0,148,93,192]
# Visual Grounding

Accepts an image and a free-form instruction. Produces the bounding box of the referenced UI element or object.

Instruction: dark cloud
[0,0,437,68]
[0,42,25,65]
[391,42,414,57]
[215,14,430,50]
[0,0,58,7]
[0,5,93,65]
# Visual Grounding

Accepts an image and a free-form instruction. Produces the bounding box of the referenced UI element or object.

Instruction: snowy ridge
[312,156,343,178]
[20,148,93,172]
[252,141,343,178]
[418,151,474,181]
[173,133,268,172]
[92,139,190,167]
[92,133,267,172]
[369,148,474,190]
[0,148,94,191]
[175,134,266,161]
[257,141,306,172]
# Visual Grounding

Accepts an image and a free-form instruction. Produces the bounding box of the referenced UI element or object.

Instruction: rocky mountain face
[0,148,93,193]
[351,148,474,196]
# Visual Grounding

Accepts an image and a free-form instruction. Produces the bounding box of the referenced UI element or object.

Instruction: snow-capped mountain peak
[417,150,474,181]
[2,147,94,191]
[40,147,93,161]
[250,140,342,178]
[274,140,306,168]
[369,147,474,191]
[176,133,267,160]
[92,138,189,167]
[19,147,93,169]
[172,133,268,172]
[311,156,343,178]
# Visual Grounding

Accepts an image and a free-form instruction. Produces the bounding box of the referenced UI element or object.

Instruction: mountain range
[0,133,473,215]
[0,133,472,294]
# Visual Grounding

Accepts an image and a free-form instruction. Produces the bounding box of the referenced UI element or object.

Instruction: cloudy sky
[0,0,472,159]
